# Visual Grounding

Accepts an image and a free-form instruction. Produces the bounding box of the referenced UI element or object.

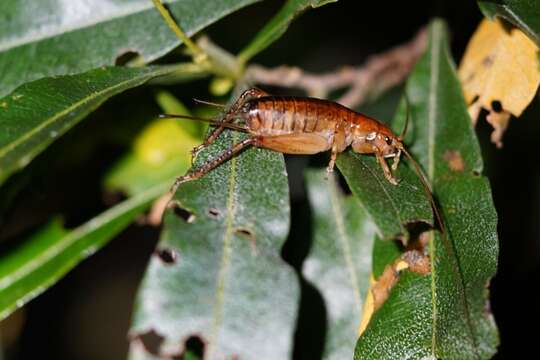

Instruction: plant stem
[151,0,208,65]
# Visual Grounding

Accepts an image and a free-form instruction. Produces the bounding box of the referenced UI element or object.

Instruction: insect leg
[391,149,402,171]
[191,88,269,162]
[327,120,347,174]
[172,136,260,193]
[376,151,399,185]
[327,147,338,174]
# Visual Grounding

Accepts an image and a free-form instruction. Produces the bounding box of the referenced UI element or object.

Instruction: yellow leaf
[134,117,199,166]
[458,19,540,147]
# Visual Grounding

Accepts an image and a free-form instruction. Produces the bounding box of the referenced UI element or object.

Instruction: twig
[152,0,208,64]
[245,27,428,108]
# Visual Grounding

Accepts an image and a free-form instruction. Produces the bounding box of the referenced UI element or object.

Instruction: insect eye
[385,136,392,145]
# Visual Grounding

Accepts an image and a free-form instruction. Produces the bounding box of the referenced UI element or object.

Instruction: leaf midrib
[208,132,239,358]
[427,22,479,357]
[328,175,362,311]
[0,67,170,162]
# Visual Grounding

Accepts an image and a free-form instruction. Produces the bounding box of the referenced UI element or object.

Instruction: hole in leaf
[155,247,178,265]
[235,227,257,255]
[115,50,141,65]
[135,329,164,356]
[184,335,205,358]
[404,221,432,250]
[491,100,503,113]
[207,208,220,218]
[169,202,195,222]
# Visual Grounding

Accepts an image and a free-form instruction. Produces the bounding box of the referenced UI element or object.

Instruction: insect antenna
[401,147,447,236]
[158,114,248,132]
[399,95,411,140]
[193,98,226,108]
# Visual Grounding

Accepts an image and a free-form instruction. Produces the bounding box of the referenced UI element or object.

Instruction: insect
[164,87,418,190]
[162,88,446,236]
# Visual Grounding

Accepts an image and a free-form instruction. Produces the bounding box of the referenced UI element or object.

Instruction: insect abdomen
[245,96,354,135]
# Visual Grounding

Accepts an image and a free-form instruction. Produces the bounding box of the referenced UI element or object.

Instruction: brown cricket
[164,87,419,188]
[162,87,445,236]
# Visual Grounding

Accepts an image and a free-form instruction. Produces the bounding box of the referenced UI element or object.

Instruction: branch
[244,27,428,108]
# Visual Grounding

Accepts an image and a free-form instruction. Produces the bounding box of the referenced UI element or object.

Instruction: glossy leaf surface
[0,65,176,186]
[336,149,433,240]
[0,0,261,97]
[355,20,499,359]
[129,130,298,359]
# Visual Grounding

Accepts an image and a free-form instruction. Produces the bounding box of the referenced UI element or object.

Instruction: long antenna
[399,95,411,140]
[401,147,446,236]
[193,98,226,108]
[158,114,248,132]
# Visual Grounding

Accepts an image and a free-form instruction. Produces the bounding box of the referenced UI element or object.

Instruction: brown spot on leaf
[444,150,465,172]
[401,250,431,275]
[362,249,431,332]
[482,54,494,67]
[372,263,400,311]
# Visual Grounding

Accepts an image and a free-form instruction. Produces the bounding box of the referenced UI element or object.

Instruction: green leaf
[478,0,540,46]
[0,65,178,186]
[303,170,375,360]
[355,19,499,359]
[129,130,298,359]
[0,0,261,97]
[0,181,169,321]
[336,150,433,240]
[238,0,338,64]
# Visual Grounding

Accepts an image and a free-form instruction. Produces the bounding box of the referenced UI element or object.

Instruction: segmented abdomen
[245,96,355,135]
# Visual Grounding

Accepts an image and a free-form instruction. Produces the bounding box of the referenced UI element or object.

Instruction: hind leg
[174,136,260,193]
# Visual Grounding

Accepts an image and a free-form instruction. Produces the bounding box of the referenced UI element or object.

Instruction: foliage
[1,0,537,358]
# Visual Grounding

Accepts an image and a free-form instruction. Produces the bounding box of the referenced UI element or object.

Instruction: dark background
[0,0,538,358]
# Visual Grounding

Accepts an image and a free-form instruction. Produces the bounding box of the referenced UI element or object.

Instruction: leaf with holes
[458,18,539,147]
[238,0,338,64]
[0,0,261,97]
[303,170,375,360]
[129,129,298,359]
[335,127,434,240]
[354,19,499,359]
[478,0,540,46]
[0,181,169,321]
[0,65,179,186]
